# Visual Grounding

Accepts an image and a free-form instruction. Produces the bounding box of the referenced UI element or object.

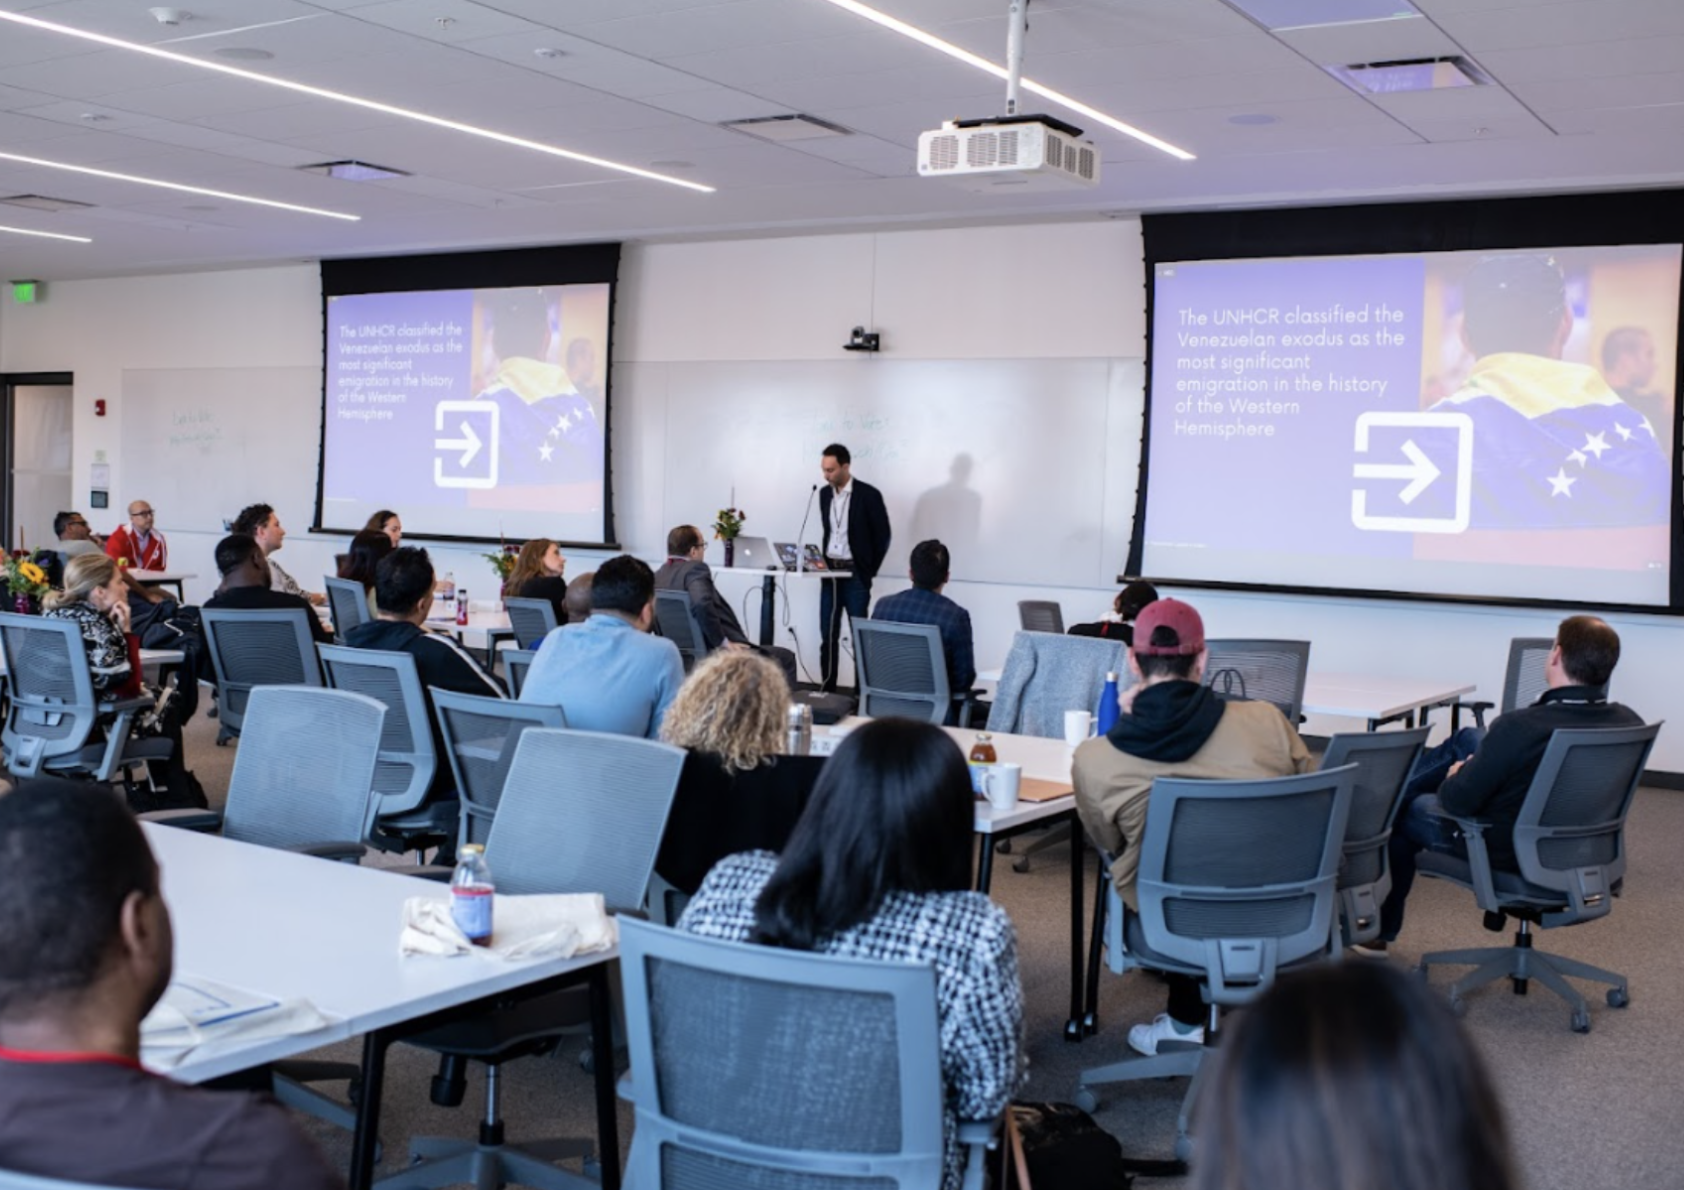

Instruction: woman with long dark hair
[503,538,568,625]
[338,529,394,618]
[678,718,1024,1190]
[363,509,402,546]
[1191,962,1518,1190]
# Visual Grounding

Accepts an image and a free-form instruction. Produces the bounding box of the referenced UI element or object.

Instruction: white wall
[4,219,1680,769]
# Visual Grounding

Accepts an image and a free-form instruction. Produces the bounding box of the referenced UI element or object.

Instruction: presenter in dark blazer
[818,442,891,692]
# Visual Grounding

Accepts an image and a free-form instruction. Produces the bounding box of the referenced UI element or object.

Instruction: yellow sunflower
[17,561,45,585]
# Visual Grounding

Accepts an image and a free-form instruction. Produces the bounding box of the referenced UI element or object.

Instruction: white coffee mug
[1063,710,1093,747]
[982,762,1022,811]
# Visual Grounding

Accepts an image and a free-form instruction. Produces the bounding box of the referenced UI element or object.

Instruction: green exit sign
[11,281,38,304]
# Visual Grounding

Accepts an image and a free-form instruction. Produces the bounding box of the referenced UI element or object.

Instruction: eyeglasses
[132,509,154,517]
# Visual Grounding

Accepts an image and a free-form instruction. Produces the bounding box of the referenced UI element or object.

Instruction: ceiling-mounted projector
[917,113,1099,192]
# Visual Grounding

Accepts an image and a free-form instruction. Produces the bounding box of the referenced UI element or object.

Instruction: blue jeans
[1378,726,1482,941]
[819,573,871,692]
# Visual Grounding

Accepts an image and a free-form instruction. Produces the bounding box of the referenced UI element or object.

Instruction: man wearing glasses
[104,501,167,571]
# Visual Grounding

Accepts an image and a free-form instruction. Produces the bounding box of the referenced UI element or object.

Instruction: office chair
[323,575,373,642]
[619,917,996,1190]
[386,729,686,1190]
[1450,637,1567,732]
[430,688,566,848]
[318,645,457,857]
[1017,599,1065,634]
[1418,722,1660,1033]
[504,596,558,650]
[199,607,322,743]
[0,612,172,784]
[652,589,712,673]
[1202,638,1311,724]
[502,648,538,699]
[1076,765,1355,1162]
[853,618,974,727]
[1319,727,1429,946]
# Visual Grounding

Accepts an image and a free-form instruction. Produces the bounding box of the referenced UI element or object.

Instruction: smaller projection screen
[1134,214,1683,611]
[317,244,619,547]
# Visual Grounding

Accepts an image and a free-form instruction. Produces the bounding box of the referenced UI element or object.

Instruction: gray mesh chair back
[1017,600,1065,634]
[0,1174,149,1190]
[1503,637,1561,714]
[323,576,372,641]
[220,686,384,853]
[990,630,1127,738]
[653,590,711,673]
[485,729,685,909]
[431,688,566,847]
[318,645,436,833]
[0,612,104,777]
[854,618,949,725]
[619,917,968,1190]
[503,596,558,650]
[1126,765,1354,1004]
[1202,639,1311,723]
[503,648,538,699]
[1320,728,1429,945]
[200,608,323,736]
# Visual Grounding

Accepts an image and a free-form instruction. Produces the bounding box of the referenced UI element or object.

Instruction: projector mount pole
[1004,0,1028,116]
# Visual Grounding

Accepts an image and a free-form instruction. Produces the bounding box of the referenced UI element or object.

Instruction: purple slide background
[1146,255,1426,558]
[323,289,475,508]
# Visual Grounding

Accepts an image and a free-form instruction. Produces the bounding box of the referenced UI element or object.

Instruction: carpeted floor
[178,703,1684,1188]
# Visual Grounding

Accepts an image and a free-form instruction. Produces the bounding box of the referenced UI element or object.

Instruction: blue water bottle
[1095,671,1121,736]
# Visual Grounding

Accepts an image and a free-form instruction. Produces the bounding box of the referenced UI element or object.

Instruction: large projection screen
[1132,196,1684,614]
[317,244,620,547]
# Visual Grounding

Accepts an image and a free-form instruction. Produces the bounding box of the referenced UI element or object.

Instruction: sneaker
[1127,1013,1204,1056]
[1349,938,1390,958]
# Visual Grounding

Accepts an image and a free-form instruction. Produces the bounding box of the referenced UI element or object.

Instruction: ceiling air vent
[297,160,410,182]
[720,114,851,142]
[1327,56,1491,95]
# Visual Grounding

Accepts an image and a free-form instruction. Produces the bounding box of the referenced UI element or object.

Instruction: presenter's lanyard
[830,488,851,553]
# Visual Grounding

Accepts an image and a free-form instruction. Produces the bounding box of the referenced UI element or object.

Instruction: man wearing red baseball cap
[1072,597,1313,1056]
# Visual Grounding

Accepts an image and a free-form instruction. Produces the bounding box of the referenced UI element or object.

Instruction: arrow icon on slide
[436,421,482,469]
[1353,439,1438,504]
[433,400,498,490]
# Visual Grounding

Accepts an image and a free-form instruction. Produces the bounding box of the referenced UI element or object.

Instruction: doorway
[3,372,75,553]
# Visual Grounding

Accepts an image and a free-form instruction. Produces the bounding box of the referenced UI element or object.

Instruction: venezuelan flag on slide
[1431,353,1668,532]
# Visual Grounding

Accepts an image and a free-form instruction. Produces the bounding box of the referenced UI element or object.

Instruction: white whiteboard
[615,358,1144,589]
[121,367,319,533]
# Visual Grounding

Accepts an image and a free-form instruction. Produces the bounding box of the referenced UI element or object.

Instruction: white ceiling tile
[89,77,314,121]
[473,0,758,30]
[814,91,1006,144]
[1436,0,1684,51]
[1403,112,1559,140]
[454,30,714,101]
[0,82,57,111]
[741,57,998,112]
[1078,66,1353,115]
[113,120,328,167]
[1368,82,1543,120]
[192,99,400,141]
[665,140,879,187]
[343,0,546,44]
[1509,70,1684,112]
[1031,34,1305,89]
[633,86,793,123]
[1546,101,1684,136]
[1474,34,1684,82]
[567,0,863,61]
[12,98,163,131]
[0,47,193,97]
[658,30,954,87]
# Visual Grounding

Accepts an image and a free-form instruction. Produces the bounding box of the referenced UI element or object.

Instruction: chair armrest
[385,864,453,882]
[139,808,223,833]
[1435,811,1501,909]
[292,841,368,864]
[1450,699,1493,734]
[98,695,155,715]
[958,1117,1000,1190]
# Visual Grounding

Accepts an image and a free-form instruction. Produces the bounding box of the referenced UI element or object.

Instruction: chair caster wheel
[1074,1088,1099,1114]
[1011,857,1031,874]
[1607,987,1630,1008]
[1173,1134,1194,1164]
[1448,996,1467,1019]
[1571,1011,1591,1034]
[579,1047,594,1074]
[995,840,1013,855]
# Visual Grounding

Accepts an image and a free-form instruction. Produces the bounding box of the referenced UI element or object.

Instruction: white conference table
[147,824,621,1190]
[129,569,196,600]
[711,564,854,648]
[428,607,516,666]
[1301,673,1476,731]
[0,646,183,677]
[817,718,1090,1040]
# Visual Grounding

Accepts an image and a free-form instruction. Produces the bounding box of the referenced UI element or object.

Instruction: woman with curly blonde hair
[656,650,826,895]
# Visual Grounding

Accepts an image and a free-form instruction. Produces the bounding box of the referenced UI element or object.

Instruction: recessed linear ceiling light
[811,0,1193,161]
[0,150,360,220]
[0,9,714,195]
[0,223,90,243]
[299,159,411,182]
[1223,0,1420,29]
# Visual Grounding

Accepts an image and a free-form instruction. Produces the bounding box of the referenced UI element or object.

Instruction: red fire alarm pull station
[94,399,106,417]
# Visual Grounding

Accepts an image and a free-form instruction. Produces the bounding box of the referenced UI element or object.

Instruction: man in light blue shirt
[519,554,685,739]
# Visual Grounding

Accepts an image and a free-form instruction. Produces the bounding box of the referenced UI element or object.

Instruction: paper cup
[984,762,1022,812]
[1063,710,1093,747]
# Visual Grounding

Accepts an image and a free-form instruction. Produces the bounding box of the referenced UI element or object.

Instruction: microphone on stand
[796,484,819,570]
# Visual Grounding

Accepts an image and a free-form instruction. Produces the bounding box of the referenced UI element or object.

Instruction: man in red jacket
[104,500,167,571]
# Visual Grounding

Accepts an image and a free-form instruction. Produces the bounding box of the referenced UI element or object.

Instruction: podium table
[715,564,853,648]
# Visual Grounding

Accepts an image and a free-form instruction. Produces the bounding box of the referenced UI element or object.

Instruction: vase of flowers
[3,549,51,615]
[483,543,519,596]
[713,506,746,567]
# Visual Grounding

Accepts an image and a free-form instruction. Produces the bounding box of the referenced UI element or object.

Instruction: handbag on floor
[998,1101,1134,1190]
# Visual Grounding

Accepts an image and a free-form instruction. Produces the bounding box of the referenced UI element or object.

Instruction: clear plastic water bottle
[450,843,494,947]
[1095,670,1121,736]
[456,588,470,627]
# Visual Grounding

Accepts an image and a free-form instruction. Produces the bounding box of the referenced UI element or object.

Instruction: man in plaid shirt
[872,539,975,724]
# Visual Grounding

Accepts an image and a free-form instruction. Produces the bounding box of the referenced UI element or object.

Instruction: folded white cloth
[141,977,333,1069]
[401,892,617,961]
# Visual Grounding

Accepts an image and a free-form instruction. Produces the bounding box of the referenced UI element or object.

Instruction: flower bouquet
[3,549,52,614]
[713,507,746,567]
